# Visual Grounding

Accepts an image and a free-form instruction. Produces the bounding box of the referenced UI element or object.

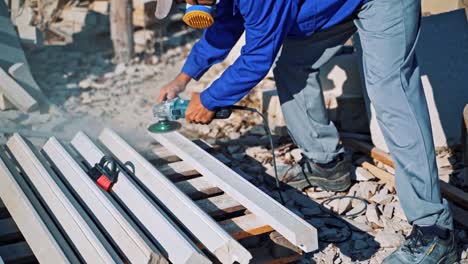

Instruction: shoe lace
[401,228,429,255]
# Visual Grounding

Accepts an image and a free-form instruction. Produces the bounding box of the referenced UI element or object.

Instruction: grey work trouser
[273,0,453,230]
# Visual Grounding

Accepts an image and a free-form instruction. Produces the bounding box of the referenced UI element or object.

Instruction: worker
[157,0,457,262]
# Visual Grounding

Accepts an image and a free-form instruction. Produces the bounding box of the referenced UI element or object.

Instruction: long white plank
[0,68,37,113]
[0,155,69,263]
[71,132,210,264]
[99,128,252,264]
[43,137,168,264]
[6,134,120,264]
[151,131,318,252]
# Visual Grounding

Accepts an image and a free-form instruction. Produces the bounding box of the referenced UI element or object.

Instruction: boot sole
[287,172,351,192]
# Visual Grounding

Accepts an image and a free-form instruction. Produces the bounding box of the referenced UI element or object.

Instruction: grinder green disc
[148,120,182,133]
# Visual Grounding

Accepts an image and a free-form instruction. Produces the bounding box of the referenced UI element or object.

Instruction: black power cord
[229,105,369,244]
[229,105,286,205]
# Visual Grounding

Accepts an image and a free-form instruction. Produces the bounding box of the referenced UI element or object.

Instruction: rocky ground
[1,19,467,264]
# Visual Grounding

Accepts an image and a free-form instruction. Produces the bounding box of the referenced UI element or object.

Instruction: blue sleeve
[200,0,296,110]
[181,0,245,80]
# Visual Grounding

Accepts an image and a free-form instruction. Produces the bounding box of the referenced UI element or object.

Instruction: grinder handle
[214,108,233,119]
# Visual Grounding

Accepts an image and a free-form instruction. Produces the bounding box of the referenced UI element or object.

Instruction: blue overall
[182,0,453,230]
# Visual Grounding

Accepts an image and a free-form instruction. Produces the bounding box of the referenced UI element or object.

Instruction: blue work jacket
[182,0,367,110]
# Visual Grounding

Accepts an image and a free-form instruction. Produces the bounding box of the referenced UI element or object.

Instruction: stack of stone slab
[0,0,46,113]
[0,128,319,263]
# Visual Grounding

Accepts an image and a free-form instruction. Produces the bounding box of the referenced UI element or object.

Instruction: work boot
[281,154,351,192]
[383,225,458,264]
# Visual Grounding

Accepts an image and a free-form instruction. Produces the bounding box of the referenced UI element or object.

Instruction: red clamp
[88,156,119,192]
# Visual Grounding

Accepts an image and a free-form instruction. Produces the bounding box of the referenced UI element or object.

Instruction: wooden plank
[98,128,252,264]
[6,134,120,264]
[0,242,35,264]
[142,145,180,165]
[358,161,395,190]
[346,139,468,211]
[195,193,245,218]
[0,68,37,113]
[71,132,210,264]
[43,137,167,264]
[439,181,468,211]
[151,131,318,252]
[342,138,395,167]
[175,177,223,200]
[219,214,273,240]
[0,218,22,244]
[157,161,200,182]
[0,152,73,263]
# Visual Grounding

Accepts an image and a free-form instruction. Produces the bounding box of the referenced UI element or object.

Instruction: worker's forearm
[176,72,192,85]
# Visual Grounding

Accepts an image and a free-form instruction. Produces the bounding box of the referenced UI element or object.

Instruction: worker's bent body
[167,0,458,262]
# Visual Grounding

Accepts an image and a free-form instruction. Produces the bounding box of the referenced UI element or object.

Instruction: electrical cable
[229,105,369,243]
[229,105,286,205]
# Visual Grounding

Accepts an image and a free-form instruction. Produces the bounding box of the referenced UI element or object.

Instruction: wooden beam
[175,177,223,200]
[195,193,245,218]
[0,242,35,264]
[219,214,273,240]
[342,138,395,167]
[151,131,318,252]
[0,68,37,113]
[0,152,70,263]
[71,132,210,264]
[157,161,199,182]
[98,128,252,264]
[6,134,120,264]
[110,0,134,63]
[43,137,167,264]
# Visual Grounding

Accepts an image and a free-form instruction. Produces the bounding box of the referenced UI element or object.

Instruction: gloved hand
[157,73,192,102]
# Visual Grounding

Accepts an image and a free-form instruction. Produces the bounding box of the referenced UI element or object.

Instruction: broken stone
[228,131,241,139]
[392,204,407,221]
[346,202,366,217]
[366,203,382,227]
[358,182,379,199]
[114,63,126,75]
[306,190,335,200]
[343,218,373,233]
[337,197,353,215]
[382,204,394,219]
[375,230,404,248]
[353,166,377,181]
[370,192,393,205]
[291,148,303,163]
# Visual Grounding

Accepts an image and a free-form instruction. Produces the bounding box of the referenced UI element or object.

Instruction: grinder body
[149,97,232,133]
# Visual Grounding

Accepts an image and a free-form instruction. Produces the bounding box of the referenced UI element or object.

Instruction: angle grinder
[148,97,233,133]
